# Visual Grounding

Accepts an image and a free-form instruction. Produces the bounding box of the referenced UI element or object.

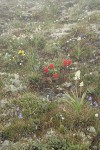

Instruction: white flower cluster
[74,70,84,86]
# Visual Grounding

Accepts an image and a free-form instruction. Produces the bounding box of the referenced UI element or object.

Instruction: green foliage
[0,75,4,88]
[29,141,45,150]
[28,73,41,85]
[68,144,89,150]
[13,93,54,117]
[46,135,69,150]
[0,0,100,149]
[29,36,46,50]
[2,119,36,141]
[1,134,91,150]
[65,91,86,114]
[77,0,100,10]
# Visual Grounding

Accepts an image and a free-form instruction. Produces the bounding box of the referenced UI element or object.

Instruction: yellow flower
[18,50,25,56]
[21,50,25,56]
[18,50,22,54]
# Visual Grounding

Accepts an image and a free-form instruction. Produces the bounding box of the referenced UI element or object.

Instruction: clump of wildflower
[18,50,25,56]
[74,70,81,80]
[63,59,72,67]
[43,67,49,73]
[49,63,55,69]
[52,73,58,78]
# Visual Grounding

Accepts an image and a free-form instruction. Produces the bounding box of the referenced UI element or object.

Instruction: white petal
[79,81,84,86]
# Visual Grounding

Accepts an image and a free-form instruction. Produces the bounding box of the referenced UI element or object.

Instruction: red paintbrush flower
[43,67,49,73]
[49,63,55,69]
[63,59,72,67]
[52,73,58,78]
[68,59,72,65]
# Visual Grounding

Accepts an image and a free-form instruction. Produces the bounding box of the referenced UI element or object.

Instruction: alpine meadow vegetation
[0,0,100,149]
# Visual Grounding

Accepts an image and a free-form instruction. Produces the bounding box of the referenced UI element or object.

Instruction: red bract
[52,73,58,78]
[68,59,72,65]
[43,67,49,73]
[49,63,55,69]
[63,59,72,67]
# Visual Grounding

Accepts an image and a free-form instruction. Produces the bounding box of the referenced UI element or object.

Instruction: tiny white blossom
[95,113,99,118]
[90,72,92,75]
[61,117,65,120]
[68,53,70,57]
[77,37,81,41]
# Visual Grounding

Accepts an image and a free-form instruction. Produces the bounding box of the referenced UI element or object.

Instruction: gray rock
[87,126,96,133]
[10,78,20,86]
[5,122,11,128]
[4,73,26,93]
[62,82,72,88]
[2,140,10,147]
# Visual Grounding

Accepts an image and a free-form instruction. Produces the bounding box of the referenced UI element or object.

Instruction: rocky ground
[0,0,100,149]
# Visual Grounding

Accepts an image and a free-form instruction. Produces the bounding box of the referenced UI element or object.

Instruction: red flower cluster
[49,63,55,69]
[43,67,49,73]
[43,63,55,73]
[63,59,72,67]
[43,59,72,78]
[52,73,58,78]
